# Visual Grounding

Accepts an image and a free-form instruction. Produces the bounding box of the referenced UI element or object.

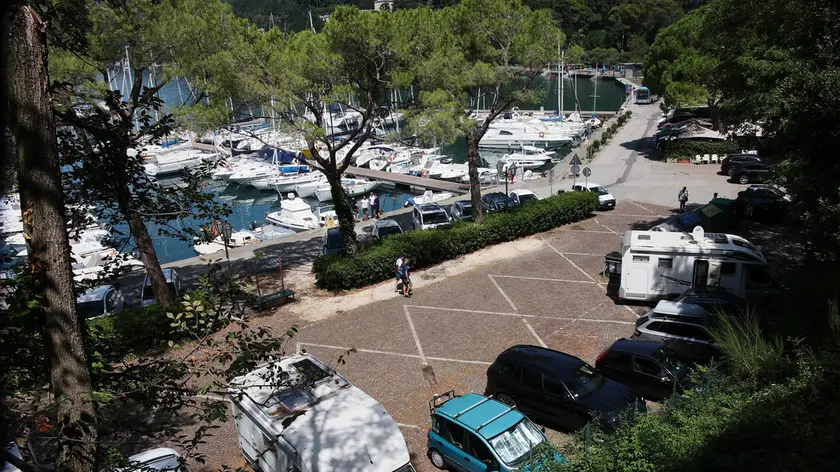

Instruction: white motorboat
[499,146,555,169]
[437,163,469,182]
[404,190,454,207]
[314,205,339,228]
[249,172,318,192]
[265,195,319,231]
[193,230,260,256]
[143,149,216,176]
[314,178,380,202]
[479,126,575,150]
[461,169,499,184]
[294,176,327,198]
[249,223,296,241]
[227,161,275,185]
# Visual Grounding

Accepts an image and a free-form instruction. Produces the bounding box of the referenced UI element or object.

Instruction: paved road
[183,201,676,472]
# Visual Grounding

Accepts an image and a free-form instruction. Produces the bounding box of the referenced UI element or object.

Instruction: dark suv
[595,339,694,401]
[480,192,517,213]
[728,162,772,184]
[484,345,643,431]
[720,153,761,175]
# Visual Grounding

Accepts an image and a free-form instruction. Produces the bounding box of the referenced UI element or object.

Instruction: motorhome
[604,228,779,302]
[228,354,415,472]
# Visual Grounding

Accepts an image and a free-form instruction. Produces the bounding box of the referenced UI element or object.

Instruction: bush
[86,304,173,360]
[662,140,740,161]
[313,192,599,291]
[709,310,787,382]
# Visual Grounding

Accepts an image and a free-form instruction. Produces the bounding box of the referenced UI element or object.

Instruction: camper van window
[657,258,673,269]
[633,255,650,262]
[721,263,736,275]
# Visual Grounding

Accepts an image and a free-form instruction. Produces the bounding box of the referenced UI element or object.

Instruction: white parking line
[397,423,422,429]
[488,275,518,311]
[491,274,596,284]
[522,318,547,347]
[594,218,620,236]
[557,229,615,234]
[543,239,597,282]
[403,306,428,365]
[598,213,667,218]
[406,305,634,325]
[298,342,492,365]
[194,394,226,402]
[561,252,603,257]
[627,200,657,214]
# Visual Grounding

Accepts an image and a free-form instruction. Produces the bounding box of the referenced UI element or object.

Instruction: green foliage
[661,140,739,161]
[708,311,786,382]
[313,192,599,290]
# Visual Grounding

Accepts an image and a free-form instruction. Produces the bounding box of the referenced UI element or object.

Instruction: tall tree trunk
[5,5,97,471]
[324,166,358,255]
[708,99,720,131]
[466,131,484,223]
[126,210,173,307]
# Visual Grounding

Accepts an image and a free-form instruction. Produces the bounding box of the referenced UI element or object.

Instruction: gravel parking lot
[185,200,675,472]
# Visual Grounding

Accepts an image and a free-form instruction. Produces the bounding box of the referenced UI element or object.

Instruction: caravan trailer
[228,354,415,472]
[604,228,779,302]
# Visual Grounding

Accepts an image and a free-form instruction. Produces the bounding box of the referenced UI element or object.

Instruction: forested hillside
[224,0,705,64]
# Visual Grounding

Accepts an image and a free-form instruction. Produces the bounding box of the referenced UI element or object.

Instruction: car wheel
[428,448,447,470]
[496,393,517,408]
[739,174,749,184]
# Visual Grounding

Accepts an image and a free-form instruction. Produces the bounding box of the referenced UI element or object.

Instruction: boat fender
[539,132,545,138]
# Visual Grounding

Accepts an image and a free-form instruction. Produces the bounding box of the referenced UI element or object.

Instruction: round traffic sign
[583,167,592,178]
[570,165,580,176]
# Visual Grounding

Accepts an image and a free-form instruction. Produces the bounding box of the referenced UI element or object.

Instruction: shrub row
[588,110,633,159]
[313,191,599,291]
[662,139,740,161]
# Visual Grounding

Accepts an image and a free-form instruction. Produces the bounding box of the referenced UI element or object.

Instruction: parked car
[76,285,125,319]
[372,219,403,239]
[571,182,616,210]
[322,227,344,255]
[427,391,564,472]
[728,162,772,184]
[734,185,792,223]
[631,314,720,363]
[140,268,181,307]
[480,192,517,213]
[720,153,761,175]
[673,287,747,315]
[509,189,539,206]
[595,339,694,401]
[450,200,473,221]
[484,345,643,431]
[412,203,452,230]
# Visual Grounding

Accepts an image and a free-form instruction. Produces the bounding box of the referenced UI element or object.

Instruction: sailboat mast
[308,1,315,33]
[559,45,564,117]
[593,63,599,116]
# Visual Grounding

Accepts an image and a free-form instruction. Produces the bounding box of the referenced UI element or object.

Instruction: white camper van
[604,228,779,302]
[228,354,415,472]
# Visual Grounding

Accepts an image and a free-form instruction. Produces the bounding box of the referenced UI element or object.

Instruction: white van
[605,228,779,302]
[412,203,451,230]
[572,182,616,209]
[229,354,415,472]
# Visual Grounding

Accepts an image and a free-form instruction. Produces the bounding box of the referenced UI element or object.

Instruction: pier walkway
[346,166,468,194]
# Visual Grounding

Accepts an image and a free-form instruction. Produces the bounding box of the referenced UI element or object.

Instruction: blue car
[427,391,563,472]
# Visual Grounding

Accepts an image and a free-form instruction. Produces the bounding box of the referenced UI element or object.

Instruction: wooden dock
[346,166,469,194]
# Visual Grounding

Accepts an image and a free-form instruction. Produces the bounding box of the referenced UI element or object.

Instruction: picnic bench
[252,256,296,311]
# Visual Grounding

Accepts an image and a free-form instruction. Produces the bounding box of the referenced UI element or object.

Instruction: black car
[484,345,644,431]
[450,200,473,221]
[728,162,772,184]
[595,339,694,401]
[480,192,517,213]
[720,153,761,175]
[734,185,791,223]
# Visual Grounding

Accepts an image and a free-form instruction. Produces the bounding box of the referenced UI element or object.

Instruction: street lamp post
[221,221,232,270]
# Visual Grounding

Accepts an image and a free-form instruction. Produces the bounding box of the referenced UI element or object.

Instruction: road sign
[583,167,592,178]
[571,164,580,176]
[569,154,582,167]
[548,169,555,184]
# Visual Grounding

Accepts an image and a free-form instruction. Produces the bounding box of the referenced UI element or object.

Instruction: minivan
[412,203,451,230]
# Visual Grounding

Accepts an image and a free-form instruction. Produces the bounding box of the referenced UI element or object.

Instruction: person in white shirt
[363,195,370,220]
[395,255,404,292]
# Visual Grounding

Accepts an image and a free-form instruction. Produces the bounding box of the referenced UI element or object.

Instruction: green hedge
[663,140,740,161]
[313,191,599,291]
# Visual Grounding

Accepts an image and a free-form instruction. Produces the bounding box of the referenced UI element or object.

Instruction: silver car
[631,314,719,363]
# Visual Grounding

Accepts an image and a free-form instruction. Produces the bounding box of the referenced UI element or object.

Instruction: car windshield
[592,186,609,195]
[566,362,604,396]
[378,226,402,238]
[657,348,689,377]
[459,205,473,216]
[488,418,544,466]
[519,194,538,203]
[77,300,104,319]
[423,211,449,225]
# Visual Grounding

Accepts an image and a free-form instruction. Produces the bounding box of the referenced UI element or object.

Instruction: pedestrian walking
[355,198,363,222]
[678,186,689,212]
[395,254,404,292]
[399,257,412,297]
[362,195,370,220]
[371,194,380,219]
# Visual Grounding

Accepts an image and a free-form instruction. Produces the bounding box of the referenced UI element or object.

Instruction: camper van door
[693,261,709,290]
